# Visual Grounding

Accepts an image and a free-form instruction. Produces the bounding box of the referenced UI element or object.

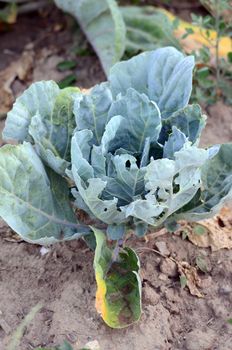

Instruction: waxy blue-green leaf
[106,223,126,240]
[109,50,152,97]
[0,143,89,244]
[101,115,126,155]
[74,83,113,145]
[71,130,94,182]
[3,81,60,142]
[108,88,161,153]
[163,127,188,159]
[166,145,208,215]
[140,137,151,167]
[54,0,126,75]
[176,144,232,220]
[28,86,80,175]
[102,154,146,206]
[109,47,194,119]
[3,82,80,175]
[71,132,126,225]
[123,145,209,227]
[160,104,206,144]
[91,145,107,177]
[3,47,232,249]
[71,173,126,225]
[122,198,165,226]
[29,114,70,176]
[147,47,194,118]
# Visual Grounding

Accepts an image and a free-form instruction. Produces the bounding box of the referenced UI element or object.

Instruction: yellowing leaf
[95,274,107,321]
[0,49,34,116]
[93,227,141,328]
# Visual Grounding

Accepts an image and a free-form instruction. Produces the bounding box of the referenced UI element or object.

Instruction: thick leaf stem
[112,238,124,262]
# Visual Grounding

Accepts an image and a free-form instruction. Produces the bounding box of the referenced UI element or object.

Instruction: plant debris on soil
[0,4,232,350]
[1,217,232,350]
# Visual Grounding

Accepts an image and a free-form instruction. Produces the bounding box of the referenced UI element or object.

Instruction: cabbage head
[1,47,232,243]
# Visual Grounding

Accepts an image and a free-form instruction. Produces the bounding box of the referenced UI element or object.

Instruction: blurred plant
[56,60,78,89]
[35,340,101,350]
[6,304,42,350]
[54,0,232,100]
[185,0,232,105]
[120,5,181,57]
[0,0,49,17]
[35,341,72,350]
[7,305,99,350]
[54,0,126,76]
[0,2,17,27]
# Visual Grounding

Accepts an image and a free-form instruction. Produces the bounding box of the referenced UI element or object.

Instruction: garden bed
[0,5,232,350]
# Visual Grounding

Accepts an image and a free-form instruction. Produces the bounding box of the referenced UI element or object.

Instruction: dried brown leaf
[177,261,203,298]
[0,48,34,116]
[187,207,232,251]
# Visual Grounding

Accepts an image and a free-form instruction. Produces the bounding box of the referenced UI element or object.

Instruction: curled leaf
[177,261,203,298]
[188,207,232,251]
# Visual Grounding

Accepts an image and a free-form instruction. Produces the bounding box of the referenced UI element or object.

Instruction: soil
[0,5,232,350]
[1,222,232,350]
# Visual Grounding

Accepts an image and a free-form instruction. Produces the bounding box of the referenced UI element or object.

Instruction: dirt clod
[143,285,160,305]
[159,259,177,277]
[184,329,216,350]
[200,275,212,289]
[207,298,229,318]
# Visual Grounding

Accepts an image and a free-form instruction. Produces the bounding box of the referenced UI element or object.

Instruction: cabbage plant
[1,47,232,328]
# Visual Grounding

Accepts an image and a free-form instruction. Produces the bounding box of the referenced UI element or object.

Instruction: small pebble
[207,299,227,318]
[40,247,50,256]
[159,285,167,293]
[84,340,100,350]
[158,273,168,282]
[155,241,170,256]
